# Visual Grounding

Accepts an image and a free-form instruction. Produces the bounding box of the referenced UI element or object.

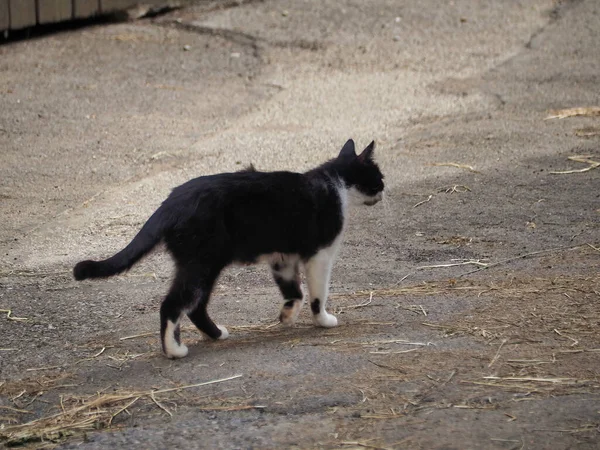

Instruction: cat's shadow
[183,322,349,358]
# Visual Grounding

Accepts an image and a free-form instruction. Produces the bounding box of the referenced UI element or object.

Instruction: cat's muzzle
[364,192,383,206]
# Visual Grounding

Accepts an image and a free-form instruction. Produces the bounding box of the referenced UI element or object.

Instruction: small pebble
[183,45,191,51]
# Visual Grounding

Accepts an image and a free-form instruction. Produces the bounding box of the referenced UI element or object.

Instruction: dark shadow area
[1,15,118,45]
[0,5,180,46]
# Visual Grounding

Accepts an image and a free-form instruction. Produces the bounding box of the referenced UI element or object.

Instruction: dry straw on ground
[550,155,600,174]
[545,106,600,119]
[0,309,29,322]
[429,162,480,173]
[0,375,243,447]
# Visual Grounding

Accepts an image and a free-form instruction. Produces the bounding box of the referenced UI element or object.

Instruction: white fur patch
[216,324,229,340]
[346,186,382,206]
[305,233,343,330]
[200,324,229,340]
[337,181,349,212]
[313,312,338,328]
[164,320,188,359]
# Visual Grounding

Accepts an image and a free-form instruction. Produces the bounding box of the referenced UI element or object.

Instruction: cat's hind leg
[188,303,229,341]
[186,267,229,341]
[160,274,192,359]
[305,247,339,328]
[271,255,303,326]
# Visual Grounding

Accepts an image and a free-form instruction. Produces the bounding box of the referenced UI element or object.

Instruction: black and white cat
[74,139,384,358]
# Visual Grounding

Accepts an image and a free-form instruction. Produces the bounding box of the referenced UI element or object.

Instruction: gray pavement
[1,1,599,448]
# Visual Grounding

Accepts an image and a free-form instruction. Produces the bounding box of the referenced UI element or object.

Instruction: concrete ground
[0,0,598,448]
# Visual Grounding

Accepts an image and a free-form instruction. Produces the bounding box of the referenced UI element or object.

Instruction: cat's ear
[338,139,357,159]
[358,141,375,163]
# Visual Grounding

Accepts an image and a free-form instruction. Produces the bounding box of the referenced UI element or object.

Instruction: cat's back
[169,169,311,203]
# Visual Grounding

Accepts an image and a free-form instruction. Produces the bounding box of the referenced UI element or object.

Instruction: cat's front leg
[271,257,304,326]
[305,250,338,328]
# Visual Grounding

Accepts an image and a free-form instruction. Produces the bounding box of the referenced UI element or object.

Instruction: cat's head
[337,139,385,206]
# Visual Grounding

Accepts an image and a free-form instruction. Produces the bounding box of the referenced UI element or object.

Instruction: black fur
[311,298,321,315]
[282,300,297,309]
[273,275,303,299]
[74,139,384,357]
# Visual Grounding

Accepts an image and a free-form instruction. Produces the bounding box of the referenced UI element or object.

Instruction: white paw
[314,313,338,328]
[164,320,188,358]
[217,324,229,340]
[165,343,189,359]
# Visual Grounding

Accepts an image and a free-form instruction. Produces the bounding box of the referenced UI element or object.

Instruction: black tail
[73,207,168,281]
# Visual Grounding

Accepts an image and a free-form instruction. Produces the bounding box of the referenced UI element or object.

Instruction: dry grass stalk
[533,424,600,433]
[74,347,107,365]
[25,365,63,372]
[550,155,600,174]
[330,282,482,301]
[417,259,488,270]
[482,376,579,383]
[108,397,139,426]
[413,194,432,208]
[440,185,471,194]
[396,305,428,316]
[0,406,33,415]
[430,162,480,173]
[353,321,396,326]
[0,309,28,322]
[149,392,172,417]
[119,331,156,341]
[340,440,393,450]
[124,272,158,280]
[228,322,280,333]
[488,339,508,368]
[458,244,586,277]
[195,405,266,412]
[369,348,420,355]
[459,377,597,399]
[358,413,403,420]
[347,292,374,309]
[553,329,579,347]
[361,339,429,347]
[545,107,600,119]
[0,374,74,399]
[575,126,600,137]
[490,438,523,444]
[337,292,375,313]
[310,338,430,353]
[0,375,243,446]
